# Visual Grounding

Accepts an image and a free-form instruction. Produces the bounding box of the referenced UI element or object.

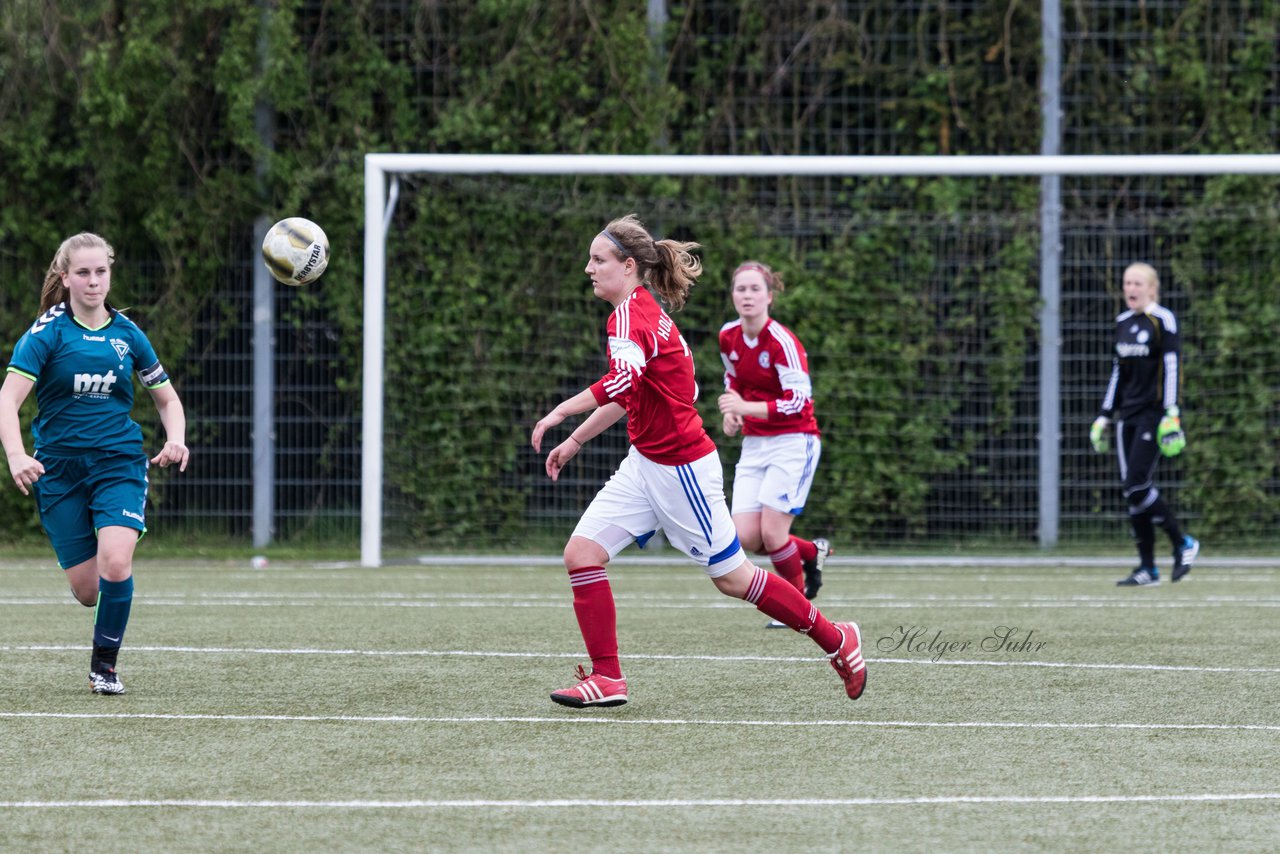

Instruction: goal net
[362,154,1280,566]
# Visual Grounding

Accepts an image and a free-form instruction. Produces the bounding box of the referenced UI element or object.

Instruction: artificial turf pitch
[2,556,1278,852]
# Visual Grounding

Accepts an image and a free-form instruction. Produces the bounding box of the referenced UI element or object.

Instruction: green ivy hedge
[1,2,1276,547]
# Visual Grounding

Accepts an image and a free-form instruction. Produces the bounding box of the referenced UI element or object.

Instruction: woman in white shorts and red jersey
[718,261,830,627]
[531,214,866,708]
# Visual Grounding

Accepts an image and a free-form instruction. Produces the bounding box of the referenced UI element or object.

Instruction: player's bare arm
[148,383,190,472]
[718,389,769,420]
[531,387,602,453]
[0,372,43,495]
[543,402,625,481]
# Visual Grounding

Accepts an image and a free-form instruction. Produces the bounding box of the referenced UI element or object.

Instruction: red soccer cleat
[828,622,867,700]
[550,664,629,708]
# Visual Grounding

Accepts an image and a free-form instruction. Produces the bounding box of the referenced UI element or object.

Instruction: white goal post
[362,153,1280,567]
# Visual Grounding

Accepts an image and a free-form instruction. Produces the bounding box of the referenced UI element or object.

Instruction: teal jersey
[6,302,170,454]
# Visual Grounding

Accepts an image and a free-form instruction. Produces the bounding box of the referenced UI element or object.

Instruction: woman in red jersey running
[718,260,830,626]
[531,214,866,708]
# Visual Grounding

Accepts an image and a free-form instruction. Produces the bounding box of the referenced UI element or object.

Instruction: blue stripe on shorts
[676,463,714,546]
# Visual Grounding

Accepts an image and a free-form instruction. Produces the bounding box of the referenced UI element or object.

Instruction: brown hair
[601,214,702,311]
[732,260,786,295]
[40,232,116,313]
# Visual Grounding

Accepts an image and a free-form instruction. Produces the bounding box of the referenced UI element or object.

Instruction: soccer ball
[262,217,330,286]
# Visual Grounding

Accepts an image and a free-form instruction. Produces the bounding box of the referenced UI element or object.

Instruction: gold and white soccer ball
[261,217,330,286]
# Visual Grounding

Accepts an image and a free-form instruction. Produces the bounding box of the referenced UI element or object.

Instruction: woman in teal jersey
[1,232,189,694]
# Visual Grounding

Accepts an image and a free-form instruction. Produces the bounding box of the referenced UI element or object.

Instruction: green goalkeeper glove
[1089,416,1111,453]
[1158,408,1186,457]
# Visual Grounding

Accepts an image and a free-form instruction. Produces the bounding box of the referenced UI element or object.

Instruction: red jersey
[719,317,820,437]
[590,288,717,465]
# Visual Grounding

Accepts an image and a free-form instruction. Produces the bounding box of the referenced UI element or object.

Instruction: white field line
[4,556,1280,571]
[228,574,1280,584]
[13,590,1280,602]
[5,644,1280,674]
[11,555,1270,568]
[5,570,1280,585]
[2,793,1279,809]
[412,555,1280,568]
[1,711,1278,732]
[4,592,1280,610]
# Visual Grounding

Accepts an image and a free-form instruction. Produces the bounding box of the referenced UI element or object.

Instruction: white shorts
[730,433,822,516]
[573,446,745,577]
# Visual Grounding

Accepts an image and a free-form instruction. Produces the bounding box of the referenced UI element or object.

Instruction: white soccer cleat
[89,668,126,695]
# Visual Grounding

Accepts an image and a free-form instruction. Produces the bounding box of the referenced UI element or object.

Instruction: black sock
[91,644,120,672]
[1130,512,1156,568]
[1148,496,1183,546]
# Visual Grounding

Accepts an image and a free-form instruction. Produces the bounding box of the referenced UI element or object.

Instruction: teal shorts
[32,451,149,569]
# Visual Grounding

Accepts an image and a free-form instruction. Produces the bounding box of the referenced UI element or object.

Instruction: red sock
[743,566,842,653]
[793,535,817,564]
[567,566,621,678]
[768,540,805,593]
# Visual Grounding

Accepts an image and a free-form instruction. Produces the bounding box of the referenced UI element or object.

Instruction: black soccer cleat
[1172,535,1200,582]
[1116,566,1160,587]
[803,537,830,600]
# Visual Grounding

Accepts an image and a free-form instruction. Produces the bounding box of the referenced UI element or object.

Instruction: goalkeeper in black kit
[1090,262,1200,587]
